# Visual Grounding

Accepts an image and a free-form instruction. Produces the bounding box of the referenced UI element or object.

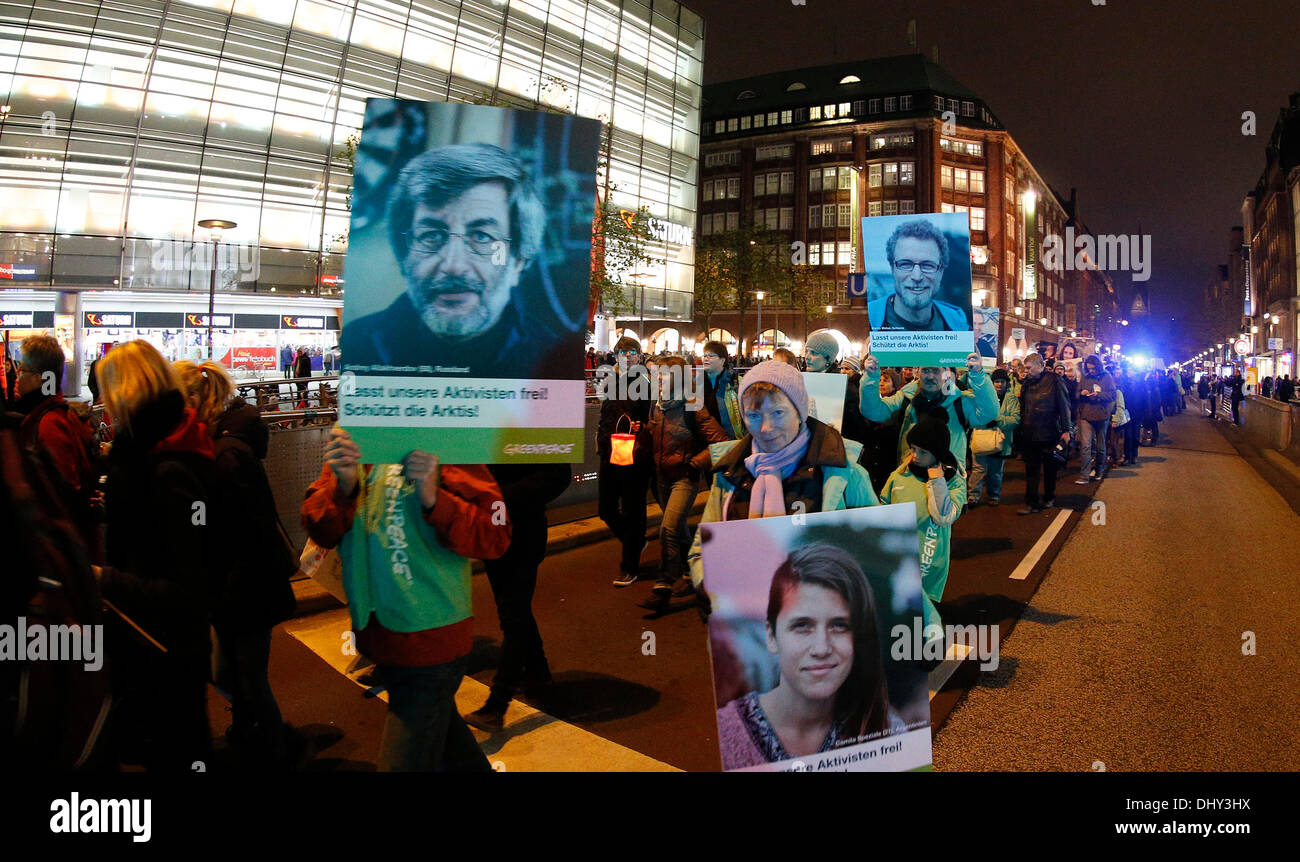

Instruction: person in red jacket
[302,428,510,771]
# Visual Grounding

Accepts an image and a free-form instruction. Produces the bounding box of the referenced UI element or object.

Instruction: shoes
[968,497,981,507]
[1074,478,1091,485]
[613,569,638,587]
[637,592,669,612]
[1017,506,1042,515]
[652,577,674,595]
[464,705,506,733]
[670,576,696,598]
[1042,498,1055,509]
[987,497,1000,507]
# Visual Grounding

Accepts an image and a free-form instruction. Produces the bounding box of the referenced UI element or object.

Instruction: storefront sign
[1022,194,1038,300]
[0,312,35,328]
[1268,337,1283,351]
[0,263,37,279]
[321,274,344,287]
[84,312,134,328]
[282,315,325,329]
[1011,327,1026,341]
[185,313,233,328]
[229,346,278,369]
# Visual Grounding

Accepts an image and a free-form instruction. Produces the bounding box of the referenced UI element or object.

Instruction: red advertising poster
[228,346,277,369]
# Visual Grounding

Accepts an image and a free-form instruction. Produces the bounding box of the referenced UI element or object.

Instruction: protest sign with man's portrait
[862,212,974,367]
[339,100,600,463]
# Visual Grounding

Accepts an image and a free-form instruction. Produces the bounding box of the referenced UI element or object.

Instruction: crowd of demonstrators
[1015,352,1073,514]
[1262,374,1295,402]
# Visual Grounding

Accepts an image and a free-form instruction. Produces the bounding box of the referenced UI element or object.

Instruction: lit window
[780,207,793,230]
[755,175,766,196]
[839,75,861,84]
[781,109,793,123]
[970,170,985,194]
[837,241,852,265]
[703,180,713,201]
[872,136,886,150]
[727,118,738,132]
[941,165,954,189]
[823,242,836,264]
[941,202,954,213]
[787,81,807,91]
[900,200,915,214]
[822,204,835,225]
[1005,177,1015,200]
[883,200,898,216]
[940,138,953,152]
[727,177,740,198]
[809,243,820,265]
[900,162,914,185]
[883,163,898,185]
[811,140,833,156]
[954,168,968,191]
[740,115,751,130]
[767,112,778,126]
[824,104,836,118]
[780,172,793,194]
[869,164,882,187]
[968,142,982,157]
[808,169,821,190]
[809,206,820,229]
[754,113,764,128]
[868,201,882,217]
[766,173,780,195]
[766,209,778,231]
[822,170,836,191]
[838,168,852,190]
[838,102,850,115]
[810,106,822,120]
[838,203,851,227]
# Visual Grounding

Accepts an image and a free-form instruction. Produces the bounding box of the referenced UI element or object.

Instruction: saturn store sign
[84,312,134,327]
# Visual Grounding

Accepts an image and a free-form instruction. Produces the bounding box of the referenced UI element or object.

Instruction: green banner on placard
[347,426,584,465]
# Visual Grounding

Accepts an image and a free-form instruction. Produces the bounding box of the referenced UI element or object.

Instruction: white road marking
[928,641,973,701]
[1009,509,1072,580]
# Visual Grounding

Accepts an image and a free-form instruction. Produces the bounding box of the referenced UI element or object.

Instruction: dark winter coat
[1018,371,1073,444]
[209,398,298,631]
[100,390,220,666]
[487,463,571,565]
[647,396,729,484]
[596,366,653,466]
[1076,369,1117,423]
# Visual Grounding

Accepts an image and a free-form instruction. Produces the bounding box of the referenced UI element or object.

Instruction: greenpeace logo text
[0,616,102,671]
[50,793,151,843]
[890,618,1000,671]
[503,443,574,455]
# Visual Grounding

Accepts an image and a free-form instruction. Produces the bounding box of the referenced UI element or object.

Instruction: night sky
[683,0,1300,343]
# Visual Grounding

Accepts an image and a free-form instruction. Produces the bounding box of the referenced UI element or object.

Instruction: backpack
[0,417,112,769]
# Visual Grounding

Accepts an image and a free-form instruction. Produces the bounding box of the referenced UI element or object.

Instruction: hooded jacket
[1017,370,1073,444]
[209,398,298,630]
[859,369,1000,468]
[880,458,966,632]
[1075,366,1117,423]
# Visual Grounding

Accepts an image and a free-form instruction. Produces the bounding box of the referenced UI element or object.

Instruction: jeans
[657,475,697,582]
[1077,418,1108,477]
[376,658,491,772]
[483,509,549,708]
[214,625,283,754]
[598,461,650,574]
[1022,441,1059,508]
[969,454,1005,501]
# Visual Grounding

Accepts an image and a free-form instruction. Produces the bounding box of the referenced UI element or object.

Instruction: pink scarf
[737,425,811,519]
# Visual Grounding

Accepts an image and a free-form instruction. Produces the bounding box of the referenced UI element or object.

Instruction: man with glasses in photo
[867,219,970,332]
[341,143,563,379]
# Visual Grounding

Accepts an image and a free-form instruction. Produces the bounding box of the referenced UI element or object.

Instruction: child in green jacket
[879,407,966,639]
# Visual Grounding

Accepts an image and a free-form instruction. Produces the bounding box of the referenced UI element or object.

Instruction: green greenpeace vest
[339,464,472,635]
[879,464,967,633]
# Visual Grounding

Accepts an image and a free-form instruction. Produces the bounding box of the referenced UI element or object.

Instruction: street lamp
[755,290,765,357]
[197,218,237,360]
[1121,319,1129,326]
[1014,305,1023,316]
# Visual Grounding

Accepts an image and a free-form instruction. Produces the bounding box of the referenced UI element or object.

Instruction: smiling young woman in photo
[715,543,898,769]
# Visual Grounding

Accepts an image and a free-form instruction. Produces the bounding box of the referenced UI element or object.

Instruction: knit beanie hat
[906,407,957,470]
[805,331,840,364]
[738,359,810,423]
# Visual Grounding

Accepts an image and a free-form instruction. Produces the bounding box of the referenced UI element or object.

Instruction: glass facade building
[0,0,702,316]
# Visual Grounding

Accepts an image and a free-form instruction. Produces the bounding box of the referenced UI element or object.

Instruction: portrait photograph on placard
[973,306,999,360]
[700,505,933,772]
[338,99,601,463]
[802,371,848,433]
[862,212,974,367]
